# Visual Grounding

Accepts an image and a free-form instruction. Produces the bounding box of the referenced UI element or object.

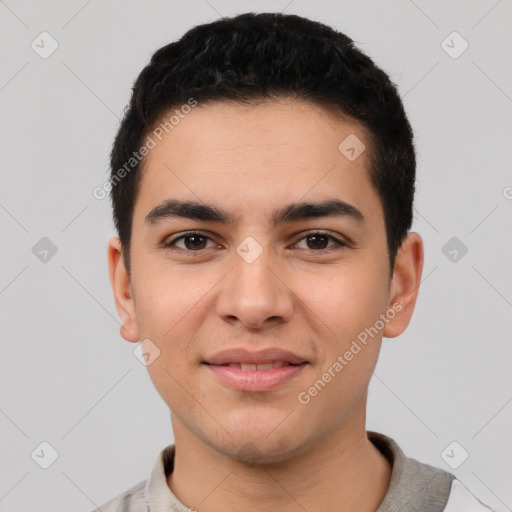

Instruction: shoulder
[370,431,455,511]
[88,479,147,512]
[443,479,495,512]
[88,443,176,512]
[368,432,494,512]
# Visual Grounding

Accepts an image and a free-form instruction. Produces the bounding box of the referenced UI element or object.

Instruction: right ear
[107,236,140,343]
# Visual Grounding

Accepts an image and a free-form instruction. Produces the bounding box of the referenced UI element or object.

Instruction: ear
[383,232,424,338]
[107,236,140,343]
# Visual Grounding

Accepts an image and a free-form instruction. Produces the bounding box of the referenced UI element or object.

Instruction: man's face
[114,100,403,462]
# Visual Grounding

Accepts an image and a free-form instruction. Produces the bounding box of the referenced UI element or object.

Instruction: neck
[166,404,391,512]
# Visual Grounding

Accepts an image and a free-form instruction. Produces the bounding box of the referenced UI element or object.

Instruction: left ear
[383,232,424,338]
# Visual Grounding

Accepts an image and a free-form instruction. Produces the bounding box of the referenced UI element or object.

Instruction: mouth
[202,347,309,392]
[204,360,299,371]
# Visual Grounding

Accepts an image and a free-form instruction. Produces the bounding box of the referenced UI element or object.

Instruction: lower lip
[204,363,307,392]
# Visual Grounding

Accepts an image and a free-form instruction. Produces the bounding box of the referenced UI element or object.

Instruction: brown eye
[183,234,207,250]
[294,231,347,251]
[305,234,330,250]
[164,232,215,251]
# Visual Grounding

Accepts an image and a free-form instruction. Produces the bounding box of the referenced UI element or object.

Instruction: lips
[221,361,291,371]
[203,347,307,366]
[203,348,308,392]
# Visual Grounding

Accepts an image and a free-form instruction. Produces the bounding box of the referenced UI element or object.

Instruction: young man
[98,12,493,512]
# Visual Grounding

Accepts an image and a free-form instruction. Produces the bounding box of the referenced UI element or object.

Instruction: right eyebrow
[145,199,237,225]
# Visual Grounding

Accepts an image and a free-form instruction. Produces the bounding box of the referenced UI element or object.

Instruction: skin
[108,99,424,512]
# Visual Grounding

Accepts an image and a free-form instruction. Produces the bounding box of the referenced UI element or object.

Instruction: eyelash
[162,230,349,254]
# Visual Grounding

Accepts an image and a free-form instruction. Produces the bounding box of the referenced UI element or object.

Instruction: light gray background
[1,1,511,511]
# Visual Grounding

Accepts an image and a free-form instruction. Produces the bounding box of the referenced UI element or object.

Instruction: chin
[211,429,308,465]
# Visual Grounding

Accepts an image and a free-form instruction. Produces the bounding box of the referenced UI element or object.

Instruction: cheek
[296,261,390,343]
[131,259,214,339]
[130,262,215,392]
[294,268,387,426]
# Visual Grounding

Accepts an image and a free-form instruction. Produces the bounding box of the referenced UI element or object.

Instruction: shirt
[91,431,494,512]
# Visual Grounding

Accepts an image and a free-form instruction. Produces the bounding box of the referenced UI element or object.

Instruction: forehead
[133,99,381,225]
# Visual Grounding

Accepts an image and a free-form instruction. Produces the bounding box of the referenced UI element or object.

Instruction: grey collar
[368,431,454,512]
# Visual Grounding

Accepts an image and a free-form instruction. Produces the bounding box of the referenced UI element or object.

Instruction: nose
[215,240,294,330]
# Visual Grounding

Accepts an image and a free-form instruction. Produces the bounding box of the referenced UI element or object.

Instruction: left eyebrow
[144,198,366,227]
[271,198,365,226]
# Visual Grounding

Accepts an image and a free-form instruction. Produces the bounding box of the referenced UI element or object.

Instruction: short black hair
[109,12,415,275]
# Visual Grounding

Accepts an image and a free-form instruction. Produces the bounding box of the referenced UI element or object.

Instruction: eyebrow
[145,198,365,227]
